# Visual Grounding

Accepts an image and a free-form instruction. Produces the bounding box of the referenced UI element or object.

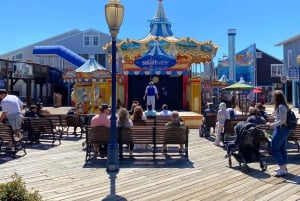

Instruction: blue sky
[0,0,299,63]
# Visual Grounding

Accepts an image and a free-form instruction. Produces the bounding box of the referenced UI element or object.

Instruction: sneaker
[274,168,288,173]
[274,169,288,177]
[224,154,230,158]
[213,142,221,147]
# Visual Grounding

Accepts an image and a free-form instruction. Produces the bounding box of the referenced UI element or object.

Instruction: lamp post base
[102,194,127,201]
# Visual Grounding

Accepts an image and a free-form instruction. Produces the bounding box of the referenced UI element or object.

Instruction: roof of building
[275,33,300,46]
[0,29,110,57]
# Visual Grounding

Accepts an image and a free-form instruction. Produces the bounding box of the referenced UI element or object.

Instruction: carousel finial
[159,0,163,2]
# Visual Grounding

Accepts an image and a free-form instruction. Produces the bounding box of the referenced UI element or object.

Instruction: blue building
[216,44,283,104]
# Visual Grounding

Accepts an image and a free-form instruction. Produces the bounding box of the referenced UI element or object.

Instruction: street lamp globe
[105,0,124,39]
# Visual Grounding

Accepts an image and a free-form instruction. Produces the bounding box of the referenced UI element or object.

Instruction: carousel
[63,56,112,114]
[104,0,219,113]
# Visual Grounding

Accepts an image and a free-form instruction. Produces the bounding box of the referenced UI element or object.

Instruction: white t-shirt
[159,110,171,116]
[1,95,23,115]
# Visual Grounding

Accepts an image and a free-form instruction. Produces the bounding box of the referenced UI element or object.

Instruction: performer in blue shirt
[143,81,159,110]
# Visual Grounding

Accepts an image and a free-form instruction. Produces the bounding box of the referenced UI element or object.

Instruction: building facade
[276,34,300,107]
[0,29,112,105]
[216,44,283,104]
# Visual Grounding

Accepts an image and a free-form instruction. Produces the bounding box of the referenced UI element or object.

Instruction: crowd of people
[0,85,292,177]
[89,102,185,157]
[204,90,292,177]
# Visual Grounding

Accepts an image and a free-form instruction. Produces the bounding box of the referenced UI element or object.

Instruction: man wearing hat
[0,89,24,149]
[143,81,159,110]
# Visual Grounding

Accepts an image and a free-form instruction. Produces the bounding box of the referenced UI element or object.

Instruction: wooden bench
[288,124,300,152]
[43,114,68,136]
[119,126,155,159]
[202,114,217,136]
[155,126,189,160]
[0,123,26,158]
[65,115,85,138]
[121,125,189,160]
[85,126,110,161]
[28,118,62,146]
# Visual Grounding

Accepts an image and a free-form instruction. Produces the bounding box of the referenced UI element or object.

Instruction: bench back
[223,119,241,136]
[288,124,300,141]
[0,123,14,142]
[164,126,188,144]
[204,115,217,128]
[29,118,54,134]
[65,115,83,127]
[126,126,154,144]
[86,126,110,144]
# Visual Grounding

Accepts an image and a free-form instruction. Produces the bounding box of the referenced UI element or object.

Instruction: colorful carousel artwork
[104,0,219,112]
[64,56,112,114]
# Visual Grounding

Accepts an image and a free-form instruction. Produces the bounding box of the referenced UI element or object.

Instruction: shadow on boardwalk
[83,156,194,169]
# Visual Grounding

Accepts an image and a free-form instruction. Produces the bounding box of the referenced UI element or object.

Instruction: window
[84,36,90,46]
[93,36,99,46]
[287,50,292,67]
[271,64,283,77]
[15,53,23,60]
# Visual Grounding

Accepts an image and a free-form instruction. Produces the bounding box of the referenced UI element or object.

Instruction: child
[213,102,228,146]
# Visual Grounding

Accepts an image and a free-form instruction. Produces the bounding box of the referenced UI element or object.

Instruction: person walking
[0,89,24,149]
[213,102,228,146]
[266,90,290,177]
[143,81,159,110]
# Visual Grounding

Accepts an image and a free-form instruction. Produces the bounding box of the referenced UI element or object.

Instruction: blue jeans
[271,126,291,166]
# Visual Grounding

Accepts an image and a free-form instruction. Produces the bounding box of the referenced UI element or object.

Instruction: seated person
[159,104,171,116]
[247,107,266,125]
[36,102,50,117]
[91,104,110,157]
[24,105,38,118]
[203,103,217,133]
[144,104,157,118]
[117,108,134,155]
[255,103,269,120]
[164,111,185,153]
[130,106,147,123]
[66,107,77,115]
[203,103,217,117]
[129,101,138,116]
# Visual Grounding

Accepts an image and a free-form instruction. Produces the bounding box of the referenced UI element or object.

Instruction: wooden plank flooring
[0,129,300,201]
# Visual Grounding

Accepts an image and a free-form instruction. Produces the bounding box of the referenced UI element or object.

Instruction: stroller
[228,121,267,173]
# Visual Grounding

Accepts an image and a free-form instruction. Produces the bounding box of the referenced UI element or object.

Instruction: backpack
[286,109,297,130]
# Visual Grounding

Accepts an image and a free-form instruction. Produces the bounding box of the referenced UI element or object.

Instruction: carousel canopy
[148,0,173,38]
[75,57,106,72]
[134,40,176,69]
[103,0,219,74]
[64,57,111,83]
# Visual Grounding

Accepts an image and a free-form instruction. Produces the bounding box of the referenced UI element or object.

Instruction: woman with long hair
[267,90,291,176]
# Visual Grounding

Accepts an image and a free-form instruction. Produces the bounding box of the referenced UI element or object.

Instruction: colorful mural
[218,44,256,83]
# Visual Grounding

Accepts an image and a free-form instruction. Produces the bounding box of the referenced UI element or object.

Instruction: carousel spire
[148,0,173,37]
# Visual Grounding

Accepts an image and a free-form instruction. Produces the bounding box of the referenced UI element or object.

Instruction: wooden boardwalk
[0,129,300,201]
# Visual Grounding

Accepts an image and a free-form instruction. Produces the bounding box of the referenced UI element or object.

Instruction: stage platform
[179,111,203,129]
